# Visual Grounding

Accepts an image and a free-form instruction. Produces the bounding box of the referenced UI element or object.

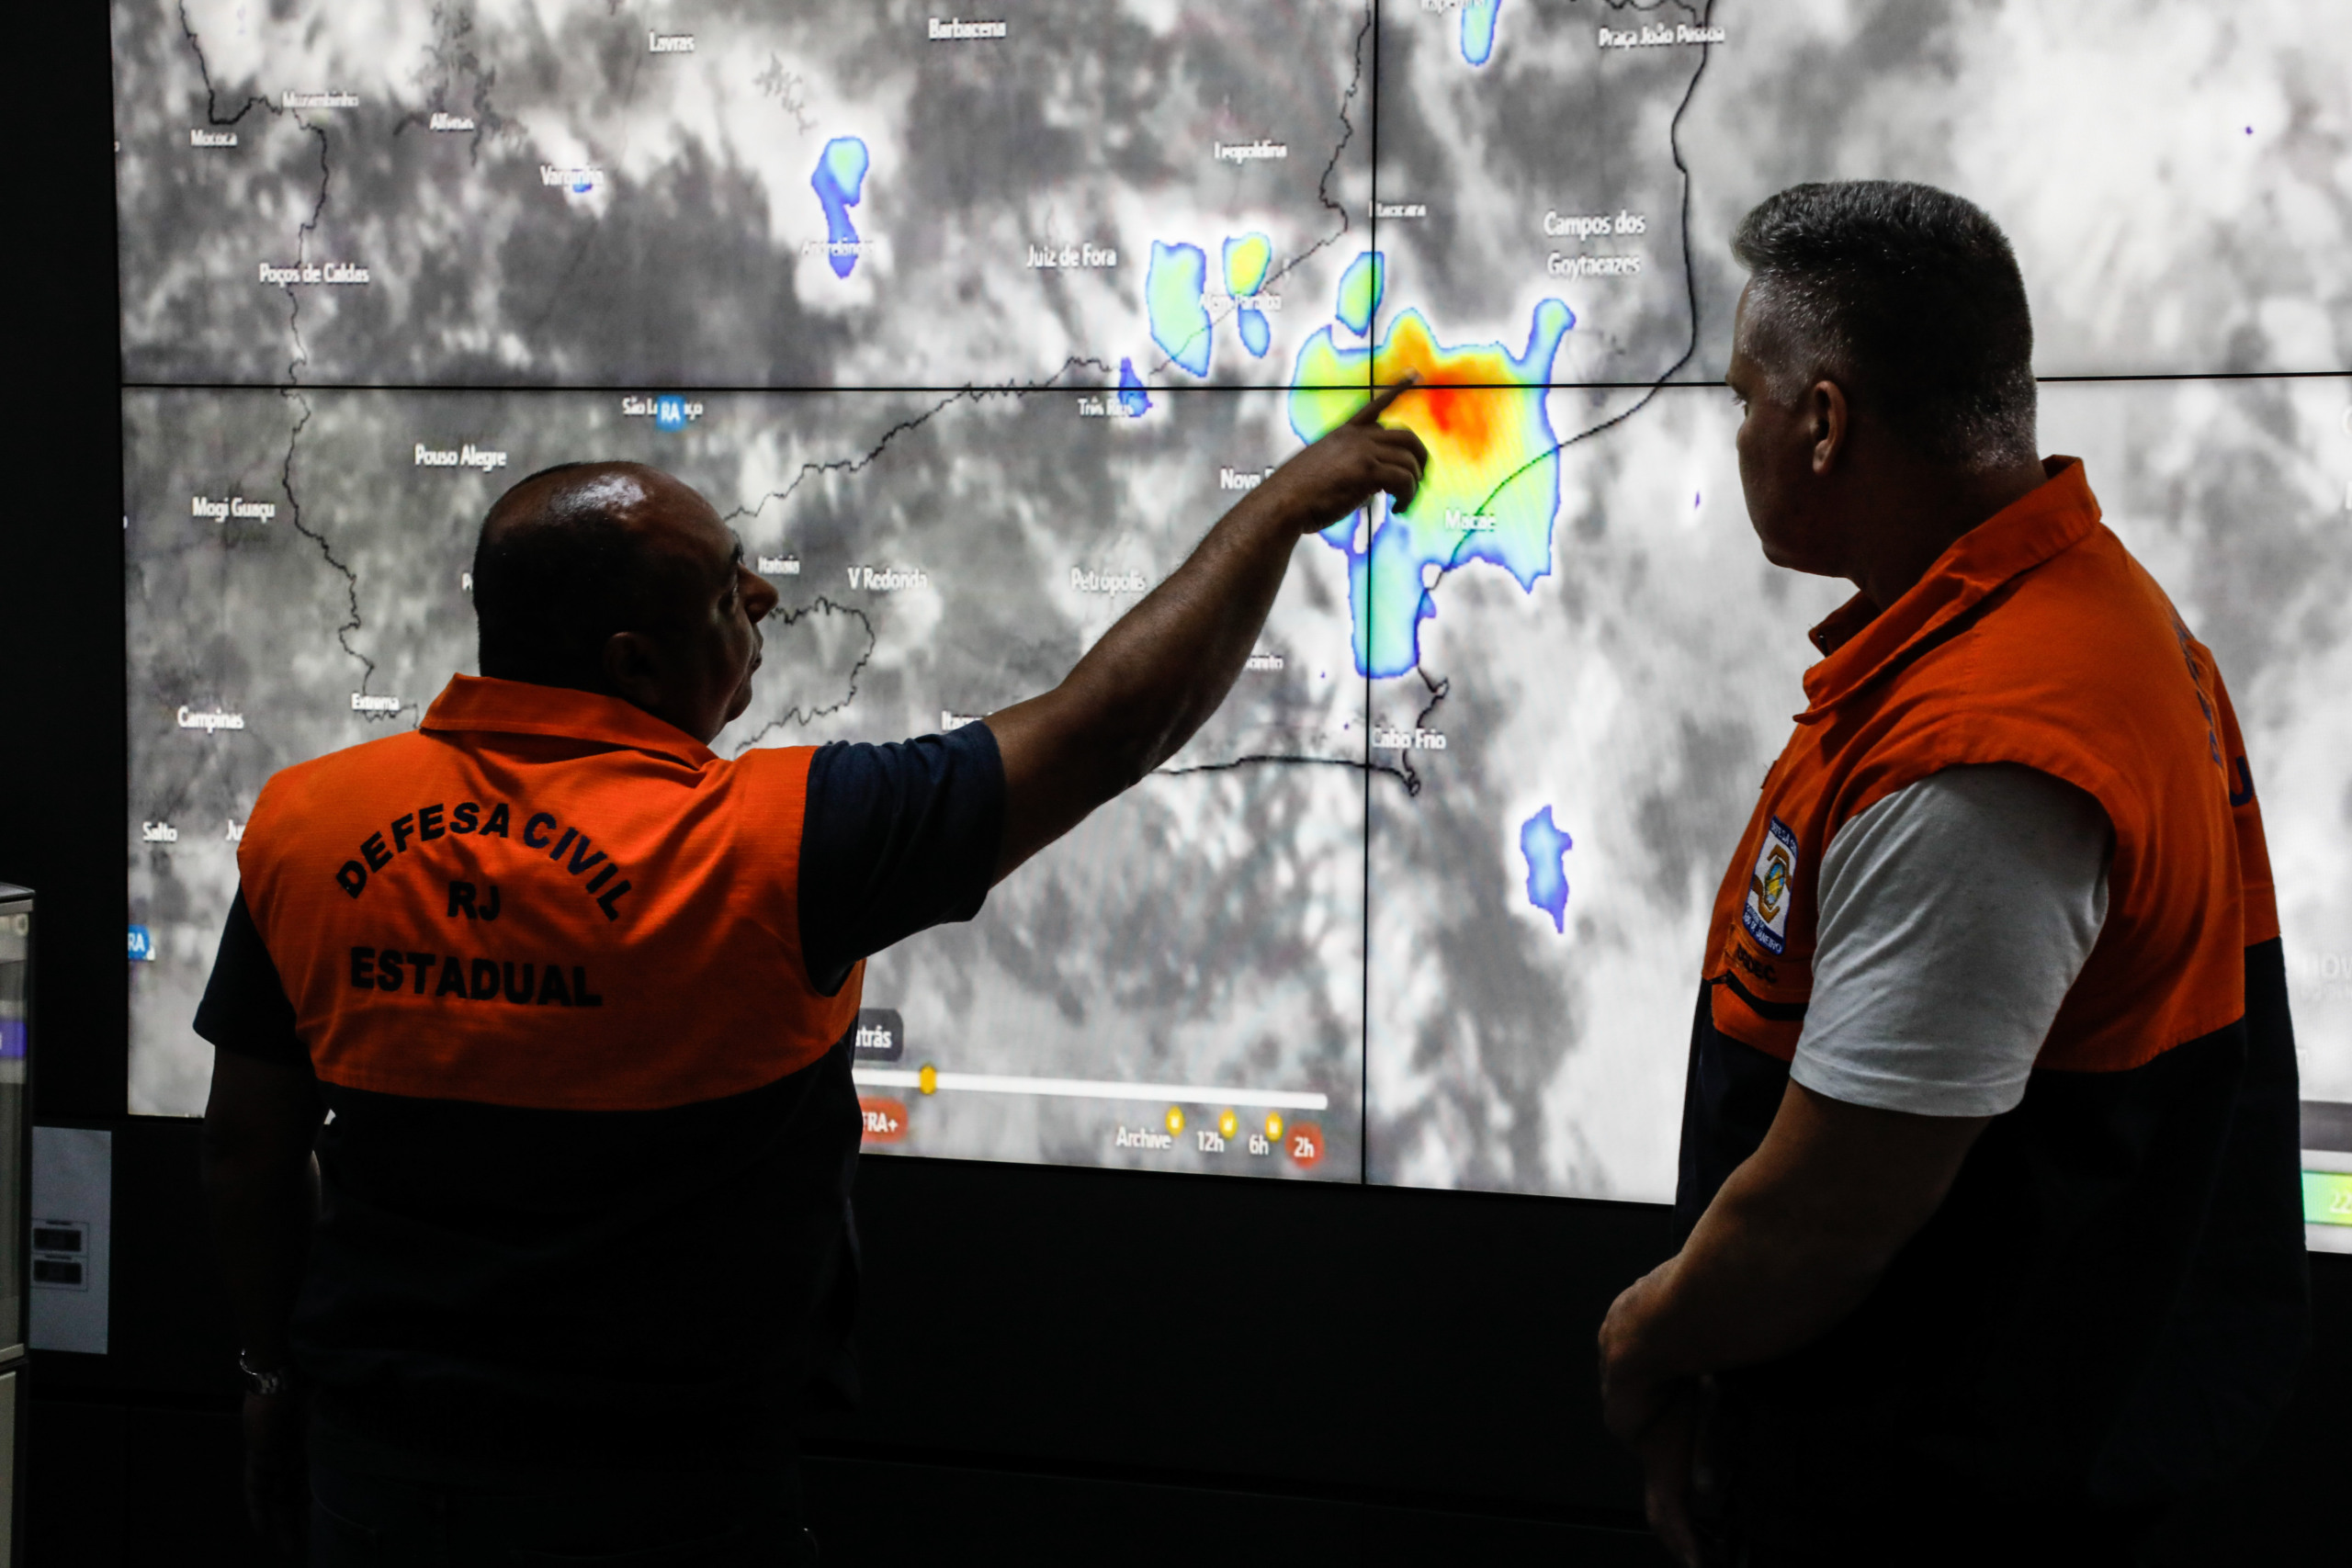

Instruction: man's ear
[1808,378,1851,476]
[600,629,662,704]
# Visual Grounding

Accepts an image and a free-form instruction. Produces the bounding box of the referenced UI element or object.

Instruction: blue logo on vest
[1742,817,1799,956]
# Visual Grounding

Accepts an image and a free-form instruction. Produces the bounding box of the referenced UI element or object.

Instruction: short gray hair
[1732,181,2037,471]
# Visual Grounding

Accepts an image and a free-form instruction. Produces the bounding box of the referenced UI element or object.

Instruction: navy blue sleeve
[797,722,1006,997]
[193,887,312,1068]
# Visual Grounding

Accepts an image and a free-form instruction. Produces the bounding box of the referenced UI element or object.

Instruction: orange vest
[1702,458,2277,1076]
[238,675,863,1111]
[1679,461,2308,1532]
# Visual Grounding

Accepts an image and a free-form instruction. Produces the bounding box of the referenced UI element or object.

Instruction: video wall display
[117,2,2349,1217]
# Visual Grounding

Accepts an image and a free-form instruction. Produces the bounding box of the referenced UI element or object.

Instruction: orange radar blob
[1371,317,1511,460]
[1287,285,1575,680]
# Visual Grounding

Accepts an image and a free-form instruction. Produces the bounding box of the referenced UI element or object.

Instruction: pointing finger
[1375,423,1432,472]
[1373,432,1428,506]
[1375,457,1422,514]
[1351,373,1422,425]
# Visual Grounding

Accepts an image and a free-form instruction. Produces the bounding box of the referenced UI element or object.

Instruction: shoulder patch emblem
[1742,815,1799,956]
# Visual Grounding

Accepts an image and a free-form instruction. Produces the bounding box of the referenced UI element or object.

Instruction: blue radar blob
[1223,234,1274,358]
[1461,0,1502,65]
[1237,307,1272,357]
[1335,251,1384,337]
[1519,806,1573,932]
[1117,359,1152,418]
[1146,242,1214,377]
[811,136,871,279]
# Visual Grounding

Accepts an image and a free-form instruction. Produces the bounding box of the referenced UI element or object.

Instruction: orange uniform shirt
[1676,459,2307,1536]
[1701,457,2275,1076]
[238,675,863,1111]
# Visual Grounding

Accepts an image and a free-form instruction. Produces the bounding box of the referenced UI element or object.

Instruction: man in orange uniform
[198,389,1427,1562]
[1598,183,2307,1563]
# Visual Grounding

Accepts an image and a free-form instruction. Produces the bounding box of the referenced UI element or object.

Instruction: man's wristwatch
[237,1351,298,1398]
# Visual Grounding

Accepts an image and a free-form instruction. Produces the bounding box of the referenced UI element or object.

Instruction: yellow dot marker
[918,1063,938,1096]
[1164,1105,1185,1135]
[1217,1109,1238,1141]
[1264,1112,1283,1141]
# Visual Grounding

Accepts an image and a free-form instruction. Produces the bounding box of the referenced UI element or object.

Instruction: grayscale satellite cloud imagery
[118,0,2349,1207]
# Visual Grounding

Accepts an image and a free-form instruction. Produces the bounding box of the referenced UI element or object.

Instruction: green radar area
[1223,232,1273,357]
[1334,251,1384,337]
[1146,241,1213,376]
[1461,0,1502,65]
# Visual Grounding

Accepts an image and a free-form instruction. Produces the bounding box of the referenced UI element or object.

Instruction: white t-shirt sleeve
[1790,763,2112,1119]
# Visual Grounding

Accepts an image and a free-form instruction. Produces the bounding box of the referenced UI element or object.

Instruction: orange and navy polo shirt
[193,675,1003,1466]
[1674,459,2307,1537]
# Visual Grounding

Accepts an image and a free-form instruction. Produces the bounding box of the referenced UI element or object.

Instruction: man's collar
[1798,457,2100,719]
[418,674,717,767]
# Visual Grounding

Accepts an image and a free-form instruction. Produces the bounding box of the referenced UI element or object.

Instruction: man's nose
[745,567,779,621]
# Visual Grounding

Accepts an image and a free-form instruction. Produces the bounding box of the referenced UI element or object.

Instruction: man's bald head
[471,460,721,692]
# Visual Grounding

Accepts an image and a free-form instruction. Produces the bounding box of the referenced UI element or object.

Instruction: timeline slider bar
[852,1066,1329,1111]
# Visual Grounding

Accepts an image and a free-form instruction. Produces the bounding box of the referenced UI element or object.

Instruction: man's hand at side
[1598,1080,1989,1563]
[1596,1340,1702,1567]
[204,1050,327,1561]
[987,379,1429,878]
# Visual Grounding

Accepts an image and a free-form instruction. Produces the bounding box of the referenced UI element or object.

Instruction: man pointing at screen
[197,383,1426,1562]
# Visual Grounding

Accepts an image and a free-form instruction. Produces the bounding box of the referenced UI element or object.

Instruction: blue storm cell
[1117,359,1153,418]
[1335,251,1385,337]
[1223,233,1274,357]
[1147,242,1214,377]
[1519,806,1573,932]
[811,136,872,279]
[1237,307,1272,357]
[654,396,688,432]
[1462,0,1502,65]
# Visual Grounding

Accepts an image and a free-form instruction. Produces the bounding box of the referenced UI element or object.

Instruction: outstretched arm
[986,378,1428,879]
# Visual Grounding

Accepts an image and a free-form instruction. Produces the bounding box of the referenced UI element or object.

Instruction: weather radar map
[118,1,2351,1215]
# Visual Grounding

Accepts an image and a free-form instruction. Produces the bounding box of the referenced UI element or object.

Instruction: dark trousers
[309,1450,818,1567]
